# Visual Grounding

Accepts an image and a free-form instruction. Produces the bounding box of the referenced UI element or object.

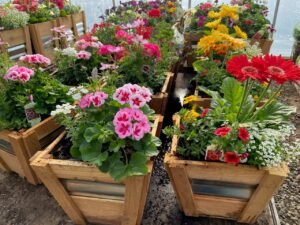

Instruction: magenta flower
[132,123,144,140]
[115,122,133,139]
[116,30,130,40]
[113,87,131,104]
[75,51,91,60]
[129,94,146,108]
[79,93,93,109]
[143,43,161,60]
[98,45,117,55]
[79,91,108,109]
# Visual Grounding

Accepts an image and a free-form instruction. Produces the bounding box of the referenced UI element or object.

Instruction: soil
[0,80,299,225]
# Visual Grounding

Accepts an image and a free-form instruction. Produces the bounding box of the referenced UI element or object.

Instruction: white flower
[61,47,77,57]
[51,103,76,116]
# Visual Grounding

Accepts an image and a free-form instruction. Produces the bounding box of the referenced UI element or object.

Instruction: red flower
[214,127,231,137]
[143,43,161,60]
[180,124,185,131]
[200,108,209,118]
[224,152,240,164]
[50,0,64,9]
[238,127,249,142]
[137,26,153,39]
[226,55,264,82]
[148,8,160,18]
[205,150,222,161]
[252,54,300,84]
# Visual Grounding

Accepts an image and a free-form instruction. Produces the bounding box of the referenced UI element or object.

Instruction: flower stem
[237,78,249,121]
[250,84,282,120]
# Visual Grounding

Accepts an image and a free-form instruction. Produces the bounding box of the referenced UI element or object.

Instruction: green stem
[122,148,128,165]
[250,85,282,120]
[246,81,272,119]
[237,78,250,121]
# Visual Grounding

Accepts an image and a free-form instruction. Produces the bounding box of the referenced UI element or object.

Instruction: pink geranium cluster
[98,45,124,55]
[79,91,108,109]
[113,108,151,140]
[115,30,134,44]
[75,51,91,60]
[4,65,34,82]
[143,43,161,60]
[113,84,152,108]
[20,54,51,66]
[75,35,101,50]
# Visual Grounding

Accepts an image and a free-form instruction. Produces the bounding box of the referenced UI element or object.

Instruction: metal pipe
[272,0,281,39]
[188,0,192,9]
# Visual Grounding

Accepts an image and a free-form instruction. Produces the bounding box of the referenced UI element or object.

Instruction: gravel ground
[0,83,299,225]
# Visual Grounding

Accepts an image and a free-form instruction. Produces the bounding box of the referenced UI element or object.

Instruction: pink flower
[132,123,144,140]
[136,121,151,133]
[20,54,51,66]
[79,92,108,109]
[113,84,152,107]
[75,51,91,60]
[100,63,118,71]
[143,43,161,60]
[113,108,132,126]
[115,122,133,139]
[4,65,35,83]
[98,45,117,55]
[129,94,146,108]
[130,108,148,122]
[116,30,130,40]
[75,37,101,50]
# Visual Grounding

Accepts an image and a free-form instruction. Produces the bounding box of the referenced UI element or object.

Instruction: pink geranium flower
[79,92,108,109]
[115,122,133,139]
[143,43,161,60]
[4,65,35,83]
[20,54,51,66]
[75,51,91,60]
[129,94,146,108]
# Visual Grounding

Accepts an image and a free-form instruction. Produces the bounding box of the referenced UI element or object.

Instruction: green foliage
[293,22,300,41]
[0,8,29,30]
[29,5,60,24]
[193,60,228,91]
[60,4,81,17]
[0,69,72,130]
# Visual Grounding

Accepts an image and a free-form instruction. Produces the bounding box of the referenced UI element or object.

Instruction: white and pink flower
[4,65,35,83]
[113,108,151,140]
[20,54,51,66]
[79,91,108,109]
[75,51,91,60]
[113,84,152,108]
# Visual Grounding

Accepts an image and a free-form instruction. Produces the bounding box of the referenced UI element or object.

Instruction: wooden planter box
[149,72,174,115]
[56,15,75,48]
[183,32,202,68]
[164,115,288,224]
[29,20,59,60]
[0,26,32,61]
[30,115,163,225]
[0,117,63,185]
[71,11,87,39]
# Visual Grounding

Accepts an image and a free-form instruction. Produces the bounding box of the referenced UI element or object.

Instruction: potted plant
[164,54,300,223]
[31,83,162,225]
[0,4,32,60]
[0,53,72,184]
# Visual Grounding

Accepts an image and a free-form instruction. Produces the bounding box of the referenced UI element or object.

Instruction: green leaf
[221,77,244,110]
[79,140,102,161]
[109,139,125,152]
[253,101,296,123]
[193,60,203,73]
[84,127,100,143]
[127,152,148,176]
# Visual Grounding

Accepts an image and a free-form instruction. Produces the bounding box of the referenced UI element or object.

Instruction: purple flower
[197,16,206,27]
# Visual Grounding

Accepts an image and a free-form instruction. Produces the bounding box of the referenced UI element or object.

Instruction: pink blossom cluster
[115,30,134,44]
[4,65,34,82]
[98,45,124,56]
[143,43,161,60]
[121,19,146,30]
[75,50,91,60]
[113,108,151,140]
[113,84,152,108]
[79,91,108,109]
[20,54,51,66]
[75,37,101,50]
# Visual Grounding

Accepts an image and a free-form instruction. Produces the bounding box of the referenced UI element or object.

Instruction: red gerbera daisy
[252,54,300,84]
[224,151,240,164]
[226,55,263,82]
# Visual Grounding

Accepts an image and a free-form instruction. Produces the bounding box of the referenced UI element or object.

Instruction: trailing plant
[0,6,29,29]
[52,84,161,181]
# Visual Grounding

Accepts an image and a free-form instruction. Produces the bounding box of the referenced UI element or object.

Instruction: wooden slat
[72,11,87,39]
[31,160,87,225]
[0,150,23,175]
[72,196,123,225]
[194,195,247,220]
[168,165,196,216]
[238,164,288,223]
[22,129,42,158]
[48,160,119,184]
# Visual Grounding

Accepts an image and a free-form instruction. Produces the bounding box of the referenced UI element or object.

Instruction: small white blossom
[51,103,76,116]
[61,47,77,57]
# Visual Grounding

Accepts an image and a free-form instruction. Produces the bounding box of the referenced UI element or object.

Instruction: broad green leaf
[221,77,244,110]
[126,152,148,176]
[84,127,100,143]
[193,60,203,73]
[79,140,102,161]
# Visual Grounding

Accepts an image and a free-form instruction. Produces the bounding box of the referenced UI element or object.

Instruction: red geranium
[252,54,300,84]
[50,0,64,9]
[137,26,153,39]
[143,43,161,60]
[226,55,264,82]
[214,127,231,137]
[224,152,240,164]
[238,127,249,142]
[200,108,209,118]
[148,8,160,18]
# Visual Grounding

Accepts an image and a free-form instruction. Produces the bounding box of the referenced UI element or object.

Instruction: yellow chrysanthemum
[233,25,247,39]
[219,5,239,20]
[182,110,200,123]
[205,18,222,29]
[183,95,198,105]
[208,10,221,19]
[197,30,246,56]
[167,7,176,13]
[216,24,229,34]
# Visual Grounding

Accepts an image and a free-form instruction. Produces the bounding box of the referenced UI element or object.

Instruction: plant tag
[205,149,223,161]
[24,102,41,127]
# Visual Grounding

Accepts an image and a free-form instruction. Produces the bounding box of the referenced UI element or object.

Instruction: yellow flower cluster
[197,30,246,56]
[182,96,200,122]
[208,5,239,21]
[167,1,176,13]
